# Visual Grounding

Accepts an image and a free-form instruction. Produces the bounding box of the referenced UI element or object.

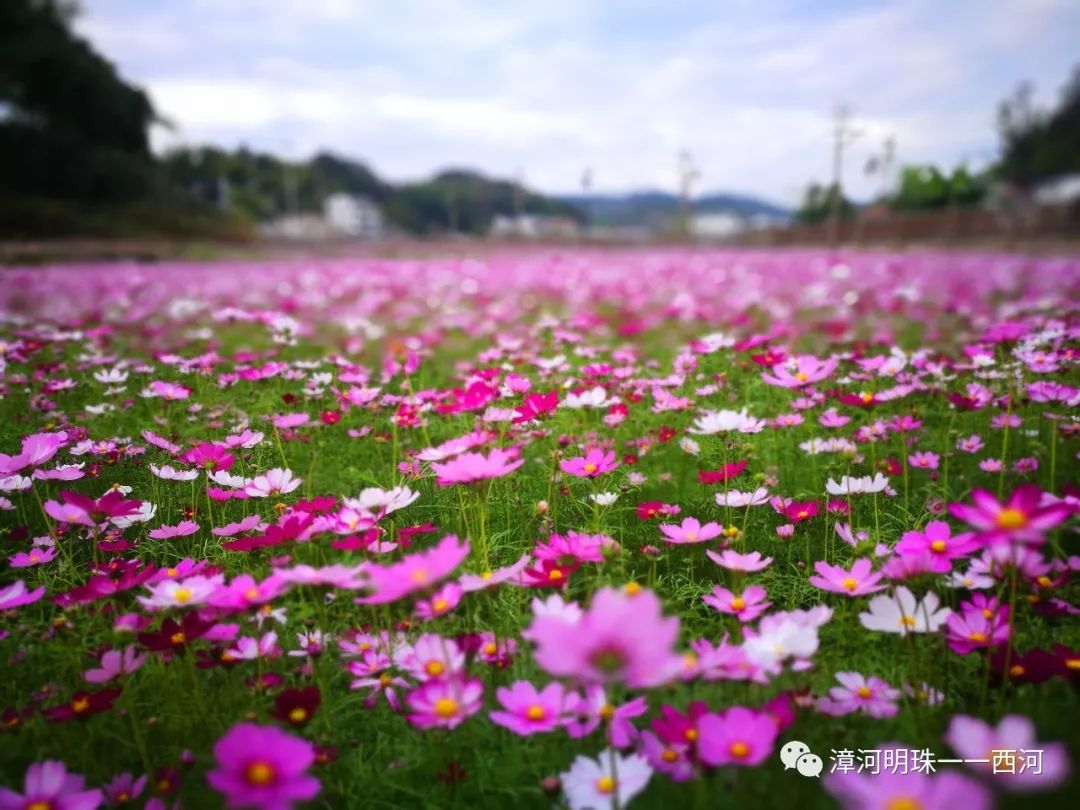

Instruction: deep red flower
[138,610,216,652]
[698,460,748,485]
[43,687,122,722]
[271,686,322,727]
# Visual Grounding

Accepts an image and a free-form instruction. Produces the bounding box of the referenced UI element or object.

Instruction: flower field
[0,249,1078,809]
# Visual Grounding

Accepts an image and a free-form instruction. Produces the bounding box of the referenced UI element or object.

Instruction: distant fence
[734,204,1080,247]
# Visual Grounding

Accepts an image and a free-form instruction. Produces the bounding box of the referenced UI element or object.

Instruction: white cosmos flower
[561,750,652,810]
[859,587,951,635]
[563,386,617,409]
[345,486,420,518]
[150,464,199,482]
[208,470,250,489]
[715,487,771,508]
[679,437,700,456]
[111,500,157,528]
[826,473,889,495]
[688,408,760,435]
[590,492,619,506]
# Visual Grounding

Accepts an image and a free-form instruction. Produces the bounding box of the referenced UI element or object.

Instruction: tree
[996,65,1080,185]
[796,183,853,224]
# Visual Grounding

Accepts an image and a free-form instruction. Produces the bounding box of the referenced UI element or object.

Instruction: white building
[323,193,384,238]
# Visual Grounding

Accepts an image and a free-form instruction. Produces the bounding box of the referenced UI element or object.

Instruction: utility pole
[677,150,700,240]
[828,106,862,247]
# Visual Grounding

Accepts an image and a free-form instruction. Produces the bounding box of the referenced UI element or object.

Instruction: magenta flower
[560,448,619,478]
[148,520,200,541]
[0,580,46,612]
[817,672,900,718]
[206,722,320,810]
[697,706,778,766]
[527,586,682,688]
[181,442,235,472]
[944,714,1070,791]
[406,676,484,729]
[0,430,68,475]
[208,574,289,610]
[948,484,1070,546]
[761,354,838,388]
[489,680,567,736]
[894,520,979,573]
[705,549,773,572]
[431,447,524,486]
[148,380,191,401]
[84,644,146,684]
[946,608,1010,655]
[357,535,469,605]
[563,686,647,746]
[414,582,463,622]
[810,558,886,596]
[702,585,771,622]
[659,517,723,545]
[825,754,992,810]
[0,760,102,810]
[9,545,58,568]
[909,451,940,470]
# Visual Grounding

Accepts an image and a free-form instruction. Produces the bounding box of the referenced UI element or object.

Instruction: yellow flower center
[379,674,392,686]
[729,741,750,759]
[27,803,52,810]
[584,463,598,473]
[996,508,1027,529]
[930,540,947,553]
[595,776,616,795]
[166,568,179,577]
[481,571,494,580]
[900,615,917,628]
[860,391,874,403]
[434,697,459,719]
[797,510,808,519]
[795,371,809,382]
[685,728,698,742]
[1036,575,1053,588]
[432,599,449,612]
[661,748,679,763]
[1065,658,1080,671]
[245,588,259,600]
[245,761,276,786]
[424,660,445,677]
[288,708,308,723]
[686,532,697,541]
[885,798,923,810]
[410,568,428,583]
[71,697,91,713]
[730,596,746,611]
[526,705,546,721]
[170,631,186,645]
[483,642,498,655]
[856,686,873,699]
[598,704,615,721]
[172,588,192,604]
[842,577,858,591]
[969,631,988,643]
[1009,664,1025,678]
[548,569,563,581]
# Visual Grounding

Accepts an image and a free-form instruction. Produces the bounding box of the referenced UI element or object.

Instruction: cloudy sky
[76,0,1079,205]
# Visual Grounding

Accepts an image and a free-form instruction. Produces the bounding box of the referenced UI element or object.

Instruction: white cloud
[78,0,1080,205]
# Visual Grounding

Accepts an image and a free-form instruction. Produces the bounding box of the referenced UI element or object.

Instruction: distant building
[261,194,383,240]
[689,211,789,240]
[1032,174,1080,206]
[490,214,580,239]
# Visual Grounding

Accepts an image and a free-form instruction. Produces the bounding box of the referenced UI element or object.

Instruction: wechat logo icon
[780,741,823,778]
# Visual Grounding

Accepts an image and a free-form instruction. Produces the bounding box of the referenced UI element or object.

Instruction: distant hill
[557,190,791,227]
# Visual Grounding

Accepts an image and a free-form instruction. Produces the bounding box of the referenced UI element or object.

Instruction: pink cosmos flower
[944,714,1070,791]
[534,531,608,563]
[946,608,1010,655]
[639,730,695,781]
[9,545,58,568]
[761,354,838,387]
[489,680,567,736]
[244,468,302,498]
[431,447,523,486]
[526,586,682,688]
[212,515,269,537]
[697,706,778,766]
[406,676,484,729]
[84,644,146,683]
[659,517,723,545]
[957,434,985,453]
[825,754,992,810]
[0,760,102,810]
[810,558,886,596]
[458,553,531,592]
[818,408,851,428]
[148,520,199,541]
[0,430,68,475]
[0,580,46,611]
[705,549,773,572]
[208,574,289,610]
[948,484,1070,546]
[894,520,980,573]
[148,380,191,401]
[560,448,619,478]
[414,583,464,622]
[181,443,235,472]
[101,772,147,806]
[357,535,470,605]
[817,672,900,718]
[562,686,647,746]
[206,722,320,810]
[702,585,771,622]
[394,633,466,681]
[909,451,940,470]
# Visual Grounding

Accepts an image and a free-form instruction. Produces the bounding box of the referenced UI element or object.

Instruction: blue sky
[76,0,1080,204]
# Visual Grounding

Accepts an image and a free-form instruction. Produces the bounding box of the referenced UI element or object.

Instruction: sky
[75,0,1080,205]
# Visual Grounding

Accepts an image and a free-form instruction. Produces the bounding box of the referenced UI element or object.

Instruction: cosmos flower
[527,586,683,688]
[430,447,523,486]
[858,587,951,635]
[944,714,1070,791]
[244,468,303,498]
[825,752,992,810]
[948,485,1070,546]
[697,706,778,766]
[406,676,484,730]
[826,474,890,496]
[810,559,887,596]
[0,760,102,810]
[0,580,46,612]
[703,585,771,622]
[357,535,470,605]
[489,680,567,736]
[659,517,723,545]
[817,672,900,718]
[206,722,320,810]
[894,521,980,572]
[560,750,652,810]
